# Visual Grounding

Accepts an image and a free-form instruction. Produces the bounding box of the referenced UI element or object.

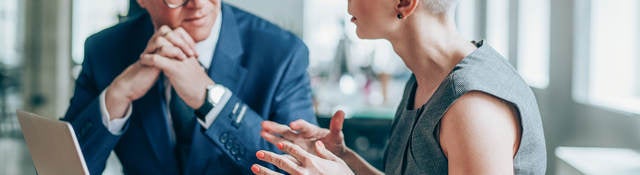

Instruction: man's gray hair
[422,0,460,14]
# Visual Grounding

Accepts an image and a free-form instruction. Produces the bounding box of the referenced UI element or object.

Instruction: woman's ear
[396,0,420,19]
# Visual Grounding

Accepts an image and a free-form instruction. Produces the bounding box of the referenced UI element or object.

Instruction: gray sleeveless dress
[383,41,546,175]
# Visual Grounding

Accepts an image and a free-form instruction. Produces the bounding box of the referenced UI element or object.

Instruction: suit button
[225,142,232,150]
[230,146,238,155]
[220,133,229,144]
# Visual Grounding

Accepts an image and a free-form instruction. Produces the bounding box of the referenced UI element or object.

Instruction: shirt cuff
[99,90,132,135]
[197,85,232,129]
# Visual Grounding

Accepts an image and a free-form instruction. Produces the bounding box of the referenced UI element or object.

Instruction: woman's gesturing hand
[251,141,354,175]
[260,110,348,157]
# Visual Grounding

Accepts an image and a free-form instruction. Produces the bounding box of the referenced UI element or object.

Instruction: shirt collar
[195,10,222,69]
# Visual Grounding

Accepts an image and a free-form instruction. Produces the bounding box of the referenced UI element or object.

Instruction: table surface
[555,147,640,175]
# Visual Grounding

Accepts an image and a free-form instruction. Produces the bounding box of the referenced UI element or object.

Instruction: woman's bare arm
[338,148,384,175]
[439,91,522,175]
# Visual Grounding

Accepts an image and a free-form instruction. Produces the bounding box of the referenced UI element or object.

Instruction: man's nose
[183,0,207,9]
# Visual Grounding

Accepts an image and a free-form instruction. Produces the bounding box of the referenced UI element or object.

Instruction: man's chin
[184,27,212,43]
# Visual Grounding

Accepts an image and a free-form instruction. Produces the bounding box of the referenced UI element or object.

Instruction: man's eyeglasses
[163,0,189,8]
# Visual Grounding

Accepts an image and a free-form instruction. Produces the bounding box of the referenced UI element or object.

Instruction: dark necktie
[169,87,196,172]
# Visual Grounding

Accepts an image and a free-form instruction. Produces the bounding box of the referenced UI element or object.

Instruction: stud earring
[397,13,404,19]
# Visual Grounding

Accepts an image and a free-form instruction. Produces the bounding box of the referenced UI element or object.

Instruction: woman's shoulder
[446,43,532,101]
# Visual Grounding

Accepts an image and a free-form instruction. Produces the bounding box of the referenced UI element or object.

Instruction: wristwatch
[195,84,226,120]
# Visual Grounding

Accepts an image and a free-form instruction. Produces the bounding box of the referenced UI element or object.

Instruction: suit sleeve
[202,43,316,172]
[61,40,127,175]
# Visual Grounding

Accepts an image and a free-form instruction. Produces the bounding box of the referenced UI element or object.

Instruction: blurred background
[1,0,639,174]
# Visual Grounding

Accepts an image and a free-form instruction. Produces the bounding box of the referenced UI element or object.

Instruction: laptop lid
[17,110,89,175]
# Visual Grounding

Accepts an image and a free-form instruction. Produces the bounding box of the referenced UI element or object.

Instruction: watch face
[208,85,225,104]
[207,87,216,104]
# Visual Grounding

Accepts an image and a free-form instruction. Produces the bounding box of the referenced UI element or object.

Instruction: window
[579,0,640,114]
[486,0,510,58]
[0,0,22,68]
[303,0,409,117]
[0,2,25,174]
[517,0,550,88]
[303,0,347,70]
[456,0,479,40]
[72,0,128,65]
[0,0,24,126]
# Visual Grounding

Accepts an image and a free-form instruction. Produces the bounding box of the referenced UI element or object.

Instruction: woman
[250,0,546,174]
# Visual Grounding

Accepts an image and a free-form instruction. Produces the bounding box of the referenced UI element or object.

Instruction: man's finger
[256,151,301,174]
[145,36,173,54]
[157,25,172,37]
[162,31,196,58]
[251,164,283,175]
[157,45,188,60]
[144,25,172,53]
[290,119,329,139]
[174,27,198,57]
[139,54,177,73]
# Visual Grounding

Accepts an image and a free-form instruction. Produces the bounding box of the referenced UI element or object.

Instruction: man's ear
[396,0,420,18]
[136,0,146,8]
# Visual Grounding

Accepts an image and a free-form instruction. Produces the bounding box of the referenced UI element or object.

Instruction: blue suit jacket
[63,4,316,175]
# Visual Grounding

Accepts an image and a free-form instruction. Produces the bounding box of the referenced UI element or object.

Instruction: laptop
[17,110,89,175]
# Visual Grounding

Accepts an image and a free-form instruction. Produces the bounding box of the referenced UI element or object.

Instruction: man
[62,0,316,174]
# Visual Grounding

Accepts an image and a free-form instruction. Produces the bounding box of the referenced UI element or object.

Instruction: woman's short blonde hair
[422,0,459,14]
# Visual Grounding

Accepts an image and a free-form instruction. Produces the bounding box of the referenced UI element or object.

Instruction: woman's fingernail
[256,151,265,159]
[251,164,260,173]
[277,142,284,150]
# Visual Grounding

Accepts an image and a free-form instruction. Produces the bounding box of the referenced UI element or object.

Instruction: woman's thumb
[330,110,345,134]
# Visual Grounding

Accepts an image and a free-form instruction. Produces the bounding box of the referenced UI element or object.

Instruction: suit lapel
[184,4,247,172]
[207,4,247,93]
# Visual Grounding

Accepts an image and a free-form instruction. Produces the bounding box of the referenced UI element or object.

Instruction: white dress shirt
[99,13,230,136]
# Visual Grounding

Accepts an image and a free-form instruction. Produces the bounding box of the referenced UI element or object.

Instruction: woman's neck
[388,13,477,88]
